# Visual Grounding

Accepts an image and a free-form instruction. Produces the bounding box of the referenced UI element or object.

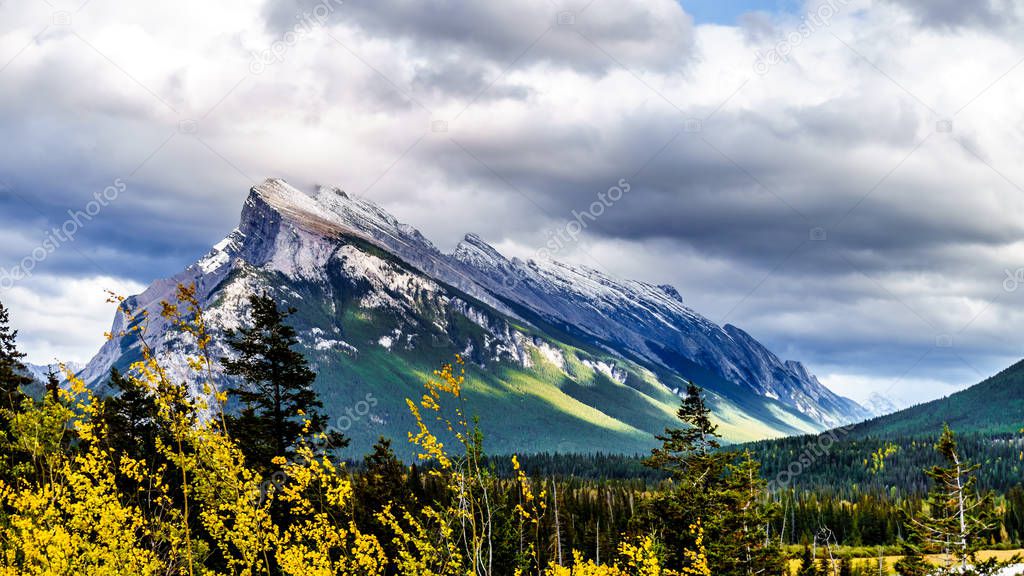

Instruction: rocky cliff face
[81,178,867,455]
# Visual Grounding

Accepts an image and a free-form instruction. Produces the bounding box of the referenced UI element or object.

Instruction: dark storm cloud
[3,0,1024,399]
[416,100,1024,281]
[410,57,533,102]
[881,0,1022,29]
[262,0,696,76]
[0,60,252,284]
[0,174,234,283]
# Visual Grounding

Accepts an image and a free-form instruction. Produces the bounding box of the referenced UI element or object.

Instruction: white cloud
[1,275,146,364]
[819,371,963,409]
[1,0,1024,401]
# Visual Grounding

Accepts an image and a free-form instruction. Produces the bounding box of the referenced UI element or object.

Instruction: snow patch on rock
[313,338,358,355]
[533,340,566,371]
[582,359,628,385]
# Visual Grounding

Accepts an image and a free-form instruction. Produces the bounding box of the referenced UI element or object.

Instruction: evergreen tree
[406,463,426,503]
[99,367,161,464]
[640,383,782,574]
[354,437,418,568]
[893,542,931,576]
[356,438,416,512]
[797,545,819,576]
[0,301,32,411]
[93,366,189,533]
[221,293,345,468]
[643,383,726,512]
[714,450,785,574]
[0,301,34,479]
[1005,484,1024,544]
[644,383,720,474]
[903,425,1018,575]
[639,384,726,568]
[44,367,60,403]
[838,555,854,576]
[916,425,990,568]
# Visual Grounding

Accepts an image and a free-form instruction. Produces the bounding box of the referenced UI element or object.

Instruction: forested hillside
[850,360,1024,438]
[737,359,1024,497]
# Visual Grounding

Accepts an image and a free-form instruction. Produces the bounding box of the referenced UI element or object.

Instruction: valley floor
[786,549,1024,575]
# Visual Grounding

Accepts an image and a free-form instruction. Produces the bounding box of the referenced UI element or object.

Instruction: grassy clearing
[786,549,1024,574]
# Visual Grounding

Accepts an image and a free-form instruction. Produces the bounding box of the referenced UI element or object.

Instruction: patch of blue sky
[680,0,804,25]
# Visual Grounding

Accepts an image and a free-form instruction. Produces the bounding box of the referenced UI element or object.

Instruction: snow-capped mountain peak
[81,178,868,453]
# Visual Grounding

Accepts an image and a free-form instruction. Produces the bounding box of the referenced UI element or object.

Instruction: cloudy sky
[2,0,1024,408]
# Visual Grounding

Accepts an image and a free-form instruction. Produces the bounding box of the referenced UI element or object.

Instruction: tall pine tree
[714,449,785,575]
[903,425,1018,575]
[640,384,727,567]
[644,383,721,475]
[44,367,60,403]
[640,383,783,574]
[99,367,162,465]
[354,437,418,564]
[221,292,345,468]
[0,301,32,411]
[797,544,819,576]
[0,300,33,479]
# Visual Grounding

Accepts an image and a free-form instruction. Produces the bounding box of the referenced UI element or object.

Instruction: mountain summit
[81,178,867,455]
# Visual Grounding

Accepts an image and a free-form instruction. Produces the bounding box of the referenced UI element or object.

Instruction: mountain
[26,361,85,383]
[844,359,1024,439]
[743,358,1024,495]
[80,178,867,456]
[861,391,901,417]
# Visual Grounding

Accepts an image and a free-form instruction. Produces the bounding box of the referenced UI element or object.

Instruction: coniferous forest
[0,286,1021,575]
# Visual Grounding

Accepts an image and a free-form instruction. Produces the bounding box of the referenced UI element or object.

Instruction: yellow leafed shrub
[0,284,702,576]
[0,286,385,576]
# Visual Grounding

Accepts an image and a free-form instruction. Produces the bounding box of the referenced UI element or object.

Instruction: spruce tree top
[221,292,343,462]
[644,383,721,476]
[0,301,32,410]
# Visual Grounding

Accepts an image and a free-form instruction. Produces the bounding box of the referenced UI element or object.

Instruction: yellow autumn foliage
[389,354,709,576]
[0,284,702,575]
[0,286,385,576]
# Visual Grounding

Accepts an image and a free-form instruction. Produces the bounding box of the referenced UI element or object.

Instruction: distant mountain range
[25,362,84,384]
[79,178,868,456]
[845,359,1024,439]
[744,357,1024,495]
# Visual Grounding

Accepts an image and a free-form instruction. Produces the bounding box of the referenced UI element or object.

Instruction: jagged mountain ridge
[81,178,867,455]
[26,362,84,383]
